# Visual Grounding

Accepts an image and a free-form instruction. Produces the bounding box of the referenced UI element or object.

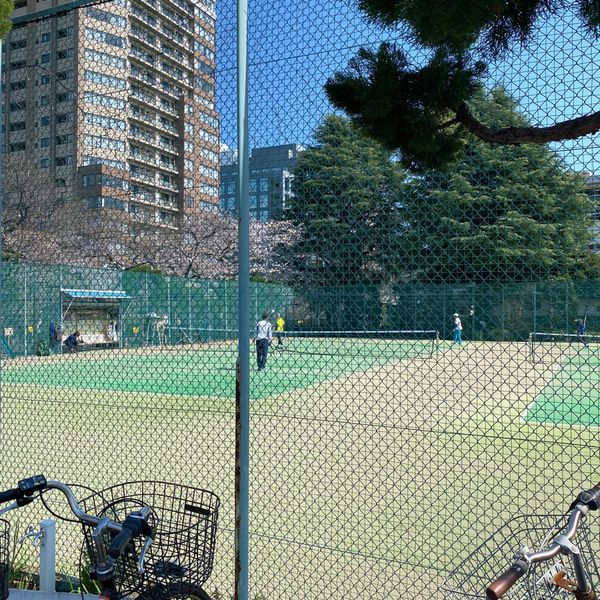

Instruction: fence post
[39,519,56,593]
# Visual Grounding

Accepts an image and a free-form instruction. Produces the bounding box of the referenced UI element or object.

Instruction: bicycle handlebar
[486,483,600,600]
[486,563,527,600]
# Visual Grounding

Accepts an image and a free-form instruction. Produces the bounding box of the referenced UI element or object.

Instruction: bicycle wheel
[135,583,211,600]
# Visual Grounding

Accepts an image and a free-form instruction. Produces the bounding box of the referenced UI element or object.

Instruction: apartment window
[199,165,218,179]
[184,177,194,188]
[56,112,74,124]
[39,74,50,85]
[9,101,25,112]
[82,174,96,186]
[84,27,125,47]
[56,91,74,103]
[56,69,74,81]
[184,195,193,208]
[86,6,127,27]
[184,159,194,171]
[83,155,127,169]
[184,140,194,152]
[84,91,126,110]
[84,113,126,131]
[57,26,74,38]
[40,95,50,106]
[40,116,50,127]
[55,178,67,187]
[199,148,218,162]
[9,39,26,50]
[199,112,218,128]
[40,32,51,43]
[41,53,50,63]
[9,121,26,131]
[8,142,26,152]
[10,60,26,70]
[84,134,126,151]
[56,48,74,60]
[184,122,194,134]
[40,158,49,168]
[40,137,50,147]
[194,78,214,93]
[56,134,74,145]
[55,155,73,166]
[84,49,127,69]
[84,70,126,89]
[10,80,27,91]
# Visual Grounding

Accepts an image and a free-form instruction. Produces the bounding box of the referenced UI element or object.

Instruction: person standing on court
[275,312,285,348]
[255,312,272,371]
[577,318,589,347]
[452,313,463,345]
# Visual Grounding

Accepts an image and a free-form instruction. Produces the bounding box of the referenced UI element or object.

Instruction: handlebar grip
[572,483,600,511]
[108,528,135,559]
[0,488,20,504]
[486,563,527,600]
[108,511,153,559]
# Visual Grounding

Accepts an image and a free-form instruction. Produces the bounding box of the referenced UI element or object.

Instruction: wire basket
[79,481,219,600]
[443,514,600,600]
[0,519,9,600]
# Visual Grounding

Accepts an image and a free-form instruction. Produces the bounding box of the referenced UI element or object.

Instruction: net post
[528,332,534,364]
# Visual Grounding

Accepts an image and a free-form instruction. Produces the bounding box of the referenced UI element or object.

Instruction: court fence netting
[0,1,600,600]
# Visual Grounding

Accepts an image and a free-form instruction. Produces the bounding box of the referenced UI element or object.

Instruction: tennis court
[523,341,600,427]
[0,332,438,400]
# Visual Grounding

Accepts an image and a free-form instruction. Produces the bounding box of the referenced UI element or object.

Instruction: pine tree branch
[456,103,600,144]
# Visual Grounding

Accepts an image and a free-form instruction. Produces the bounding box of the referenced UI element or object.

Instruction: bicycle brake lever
[137,536,153,575]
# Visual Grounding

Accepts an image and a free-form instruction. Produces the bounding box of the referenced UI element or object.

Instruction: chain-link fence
[0,0,599,599]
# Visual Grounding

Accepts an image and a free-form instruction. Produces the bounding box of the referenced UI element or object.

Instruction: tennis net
[528,331,599,364]
[277,329,440,359]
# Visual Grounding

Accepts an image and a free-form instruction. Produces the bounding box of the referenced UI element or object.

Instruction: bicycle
[0,475,219,600]
[444,483,600,600]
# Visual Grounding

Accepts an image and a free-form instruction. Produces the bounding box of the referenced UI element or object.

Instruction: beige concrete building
[3,0,219,227]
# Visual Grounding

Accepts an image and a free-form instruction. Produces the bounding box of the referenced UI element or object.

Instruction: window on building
[56,91,74,103]
[41,53,50,63]
[40,32,51,43]
[40,158,49,168]
[55,155,73,166]
[40,116,50,127]
[56,112,74,124]
[57,26,74,38]
[9,121,26,131]
[56,48,75,60]
[40,137,50,147]
[9,39,27,50]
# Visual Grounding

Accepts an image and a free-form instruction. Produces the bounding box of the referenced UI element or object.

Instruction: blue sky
[215,0,600,175]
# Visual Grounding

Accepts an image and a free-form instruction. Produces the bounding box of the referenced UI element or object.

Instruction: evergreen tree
[286,114,406,285]
[325,0,600,170]
[400,89,597,282]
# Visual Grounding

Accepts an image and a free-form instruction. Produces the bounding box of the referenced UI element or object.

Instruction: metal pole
[0,39,4,364]
[39,519,56,592]
[235,0,250,598]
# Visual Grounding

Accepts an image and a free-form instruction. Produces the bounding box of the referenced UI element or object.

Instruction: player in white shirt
[255,312,272,371]
[452,313,463,345]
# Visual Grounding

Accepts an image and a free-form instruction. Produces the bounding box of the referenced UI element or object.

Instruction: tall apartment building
[2,0,219,227]
[220,144,304,221]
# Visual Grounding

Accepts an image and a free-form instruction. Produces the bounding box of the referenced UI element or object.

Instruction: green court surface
[1,338,435,399]
[524,348,600,427]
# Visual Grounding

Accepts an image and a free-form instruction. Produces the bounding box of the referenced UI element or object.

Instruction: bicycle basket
[79,481,219,600]
[0,519,9,600]
[443,514,600,600]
